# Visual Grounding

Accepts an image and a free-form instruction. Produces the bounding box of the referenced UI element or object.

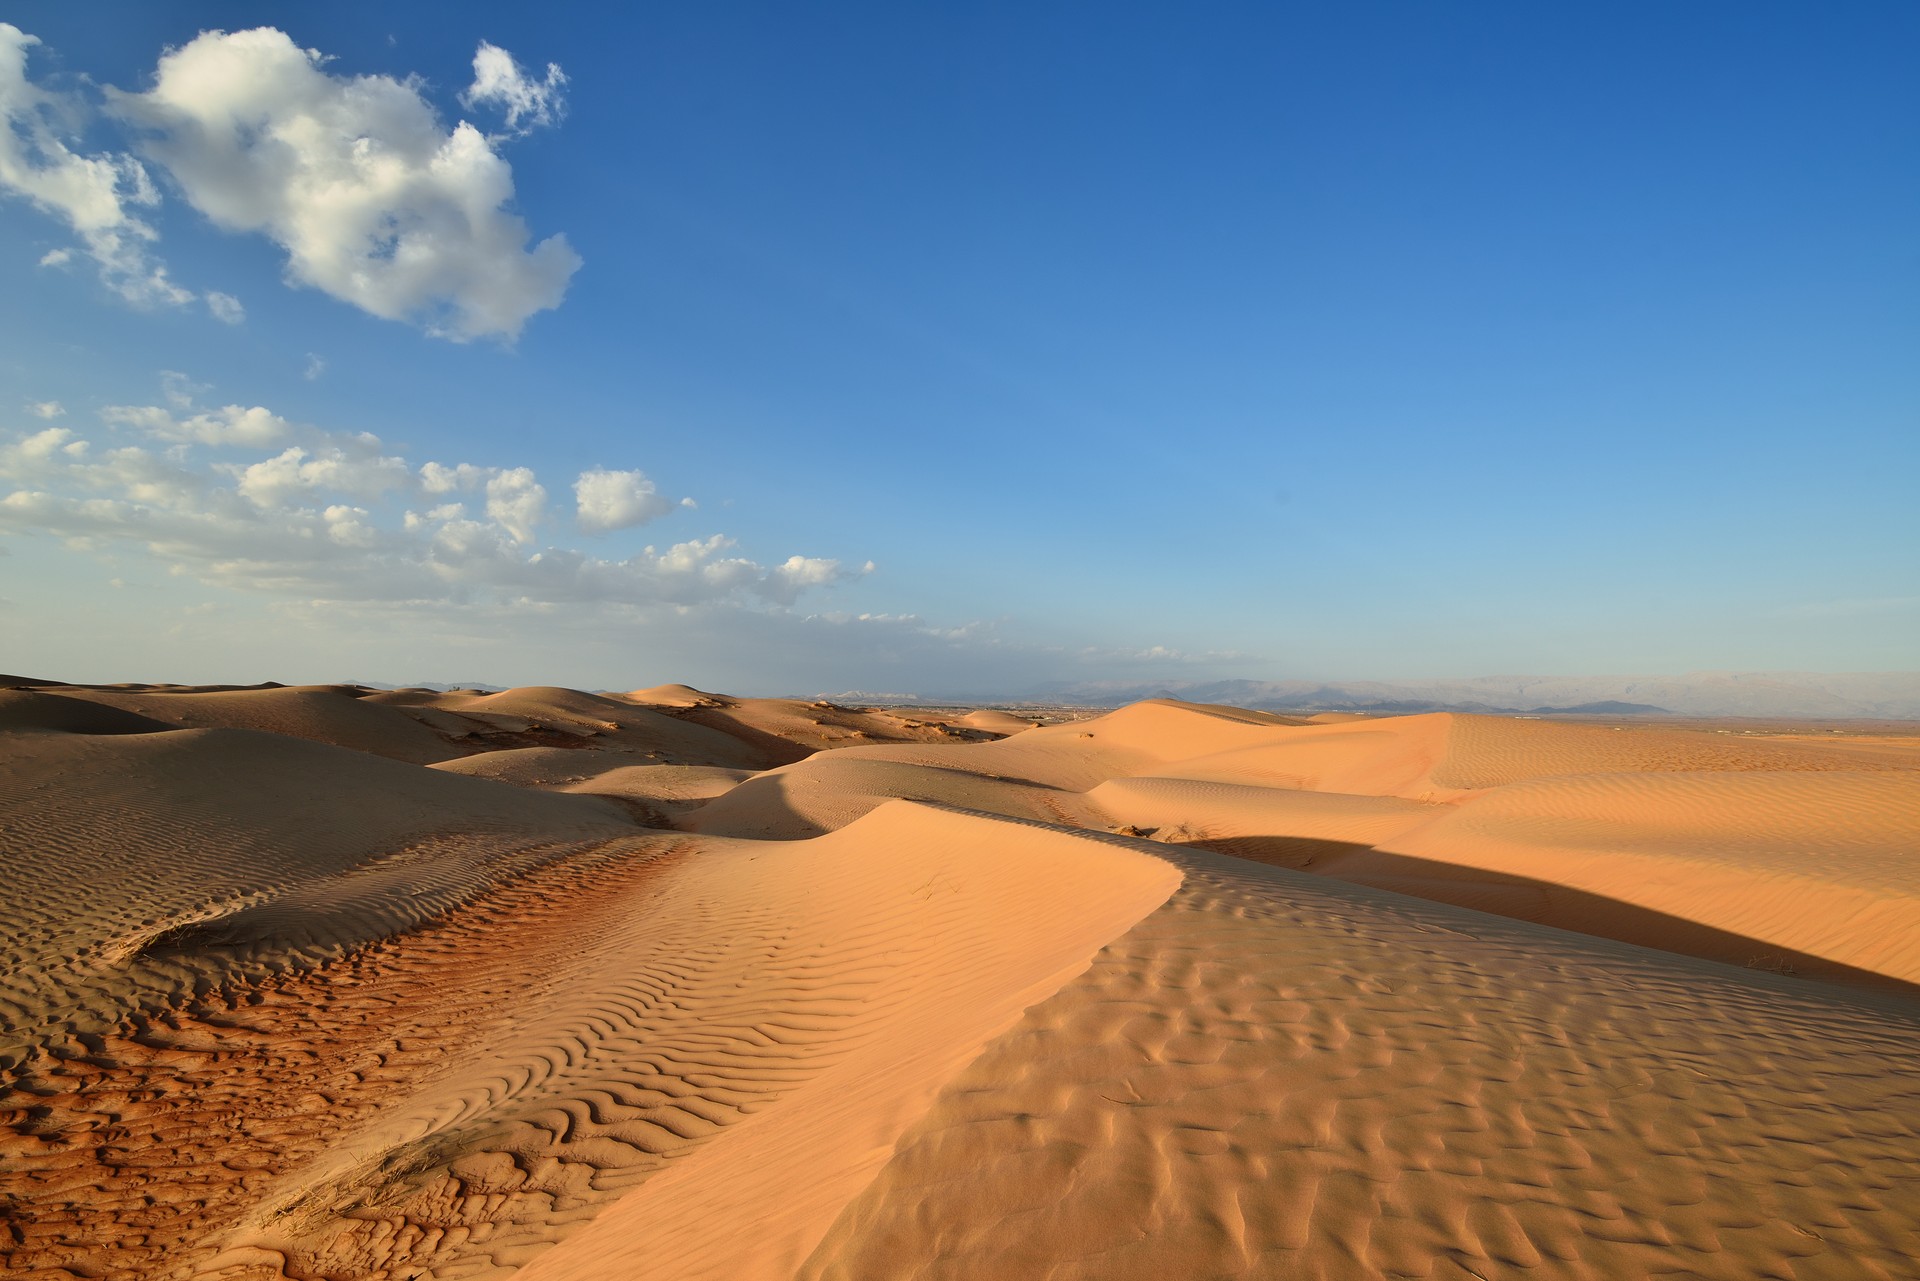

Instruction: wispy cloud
[461,41,568,137]
[0,23,194,310]
[204,290,244,325]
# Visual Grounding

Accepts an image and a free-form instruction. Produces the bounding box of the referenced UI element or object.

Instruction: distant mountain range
[331,672,1920,720]
[360,680,511,693]
[1016,672,1920,720]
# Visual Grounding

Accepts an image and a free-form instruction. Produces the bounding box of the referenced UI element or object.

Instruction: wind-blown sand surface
[3,681,1918,1279]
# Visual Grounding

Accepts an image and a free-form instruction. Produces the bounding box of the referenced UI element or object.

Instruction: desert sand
[3,679,1918,1280]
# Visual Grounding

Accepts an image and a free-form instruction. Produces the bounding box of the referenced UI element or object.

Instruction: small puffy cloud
[1,430,209,512]
[231,444,410,508]
[0,386,863,617]
[303,353,326,380]
[2,425,77,468]
[0,23,193,309]
[575,466,673,533]
[321,503,377,548]
[204,290,244,324]
[103,402,292,448]
[37,246,69,267]
[112,28,580,341]
[760,554,853,605]
[462,42,567,136]
[419,460,489,494]
[484,466,546,544]
[26,400,63,418]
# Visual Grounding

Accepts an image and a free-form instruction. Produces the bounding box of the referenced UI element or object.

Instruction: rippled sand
[4,680,1917,1279]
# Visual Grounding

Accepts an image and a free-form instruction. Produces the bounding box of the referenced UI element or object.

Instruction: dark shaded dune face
[48,685,471,764]
[682,753,1093,839]
[622,688,1031,766]
[0,725,639,1066]
[440,686,778,768]
[0,689,172,735]
[5,687,1920,1281]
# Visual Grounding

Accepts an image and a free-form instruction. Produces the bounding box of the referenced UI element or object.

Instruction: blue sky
[1,2,1914,694]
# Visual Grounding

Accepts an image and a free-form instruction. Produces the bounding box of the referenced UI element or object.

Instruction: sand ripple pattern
[3,805,1177,1281]
[803,848,1920,1281]
[9,687,1920,1281]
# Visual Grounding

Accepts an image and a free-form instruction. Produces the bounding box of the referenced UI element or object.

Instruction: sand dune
[802,846,1920,1281]
[50,684,472,764]
[953,708,1041,734]
[623,684,1015,765]
[0,688,173,735]
[0,725,639,1069]
[1356,769,1920,986]
[1087,774,1441,851]
[4,682,1918,1280]
[683,753,1090,839]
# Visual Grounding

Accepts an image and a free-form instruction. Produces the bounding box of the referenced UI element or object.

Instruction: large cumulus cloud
[111,28,580,340]
[0,23,578,340]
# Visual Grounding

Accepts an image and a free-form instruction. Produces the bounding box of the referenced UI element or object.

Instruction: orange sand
[4,683,1918,1279]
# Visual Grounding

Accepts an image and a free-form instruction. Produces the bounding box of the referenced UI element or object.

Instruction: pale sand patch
[51,684,471,764]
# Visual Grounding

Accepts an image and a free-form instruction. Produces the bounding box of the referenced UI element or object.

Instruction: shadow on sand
[1186,832,1920,1005]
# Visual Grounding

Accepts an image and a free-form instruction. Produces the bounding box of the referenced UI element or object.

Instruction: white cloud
[111,28,580,341]
[4,425,78,467]
[575,466,673,533]
[419,460,489,495]
[461,42,567,136]
[485,466,546,544]
[761,554,858,604]
[204,290,244,324]
[37,246,69,267]
[321,503,377,548]
[0,388,862,618]
[0,23,194,309]
[231,444,410,508]
[26,400,63,419]
[1,429,212,513]
[303,353,326,380]
[102,402,292,448]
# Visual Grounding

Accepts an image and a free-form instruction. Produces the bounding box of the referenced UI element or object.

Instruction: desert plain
[2,676,1918,1281]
